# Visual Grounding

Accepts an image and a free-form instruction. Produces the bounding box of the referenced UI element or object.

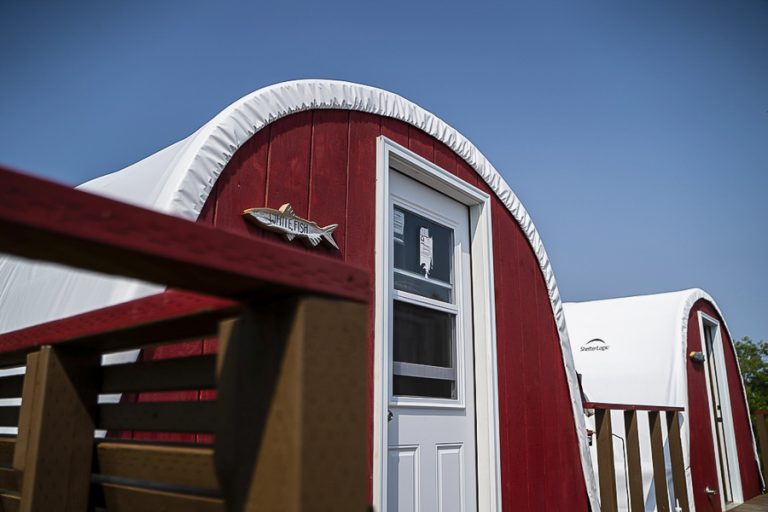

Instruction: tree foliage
[734,336,768,413]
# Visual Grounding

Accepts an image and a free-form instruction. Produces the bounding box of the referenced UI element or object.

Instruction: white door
[386,170,477,512]
[700,315,743,508]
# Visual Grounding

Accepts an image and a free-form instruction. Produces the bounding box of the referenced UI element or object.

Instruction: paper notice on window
[394,210,405,244]
[419,227,433,278]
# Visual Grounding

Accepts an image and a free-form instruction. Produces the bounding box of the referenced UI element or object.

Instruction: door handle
[705,486,718,496]
[387,410,394,422]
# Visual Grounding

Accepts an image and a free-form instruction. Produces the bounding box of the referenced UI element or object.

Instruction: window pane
[393,301,456,399]
[393,376,453,400]
[393,206,453,303]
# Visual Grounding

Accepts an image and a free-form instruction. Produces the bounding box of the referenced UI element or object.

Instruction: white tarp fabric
[0,79,599,510]
[564,288,761,511]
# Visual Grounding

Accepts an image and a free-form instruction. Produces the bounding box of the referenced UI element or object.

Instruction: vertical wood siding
[686,299,761,511]
[142,111,588,511]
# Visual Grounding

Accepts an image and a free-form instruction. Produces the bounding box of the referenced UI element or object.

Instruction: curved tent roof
[0,79,598,508]
[564,288,749,408]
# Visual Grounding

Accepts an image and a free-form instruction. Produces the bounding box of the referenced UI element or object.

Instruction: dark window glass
[393,207,453,303]
[393,301,456,399]
[393,301,454,367]
[393,376,454,399]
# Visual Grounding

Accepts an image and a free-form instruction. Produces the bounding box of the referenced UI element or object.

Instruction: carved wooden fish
[242,203,339,250]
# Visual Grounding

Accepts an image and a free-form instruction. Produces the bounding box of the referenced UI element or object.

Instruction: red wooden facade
[134,111,589,510]
[686,299,761,511]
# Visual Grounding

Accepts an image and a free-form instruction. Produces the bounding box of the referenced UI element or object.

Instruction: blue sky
[1,1,767,340]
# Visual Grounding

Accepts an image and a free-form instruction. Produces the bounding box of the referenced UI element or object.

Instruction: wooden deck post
[755,411,768,477]
[214,296,368,512]
[596,408,618,512]
[14,346,99,512]
[666,411,690,512]
[649,411,670,512]
[624,410,644,511]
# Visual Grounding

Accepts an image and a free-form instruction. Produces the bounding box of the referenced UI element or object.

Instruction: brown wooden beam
[214,297,368,511]
[0,166,369,303]
[596,408,618,512]
[13,347,100,512]
[649,411,670,512]
[96,442,218,491]
[755,411,768,479]
[100,483,223,512]
[667,411,690,512]
[624,410,644,512]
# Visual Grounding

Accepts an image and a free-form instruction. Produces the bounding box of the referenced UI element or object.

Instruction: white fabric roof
[565,289,702,408]
[564,288,759,511]
[0,79,598,508]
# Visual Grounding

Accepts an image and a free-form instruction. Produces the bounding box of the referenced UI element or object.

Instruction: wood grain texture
[491,200,529,510]
[12,352,38,471]
[308,110,349,258]
[16,346,99,512]
[0,165,370,304]
[756,413,768,486]
[624,410,645,512]
[266,111,313,220]
[667,411,691,512]
[0,492,19,512]
[519,221,545,508]
[0,291,239,365]
[101,483,224,512]
[732,493,768,511]
[96,442,217,490]
[649,411,671,512]
[380,117,409,147]
[408,125,434,162]
[212,128,270,239]
[214,297,368,512]
[596,409,618,512]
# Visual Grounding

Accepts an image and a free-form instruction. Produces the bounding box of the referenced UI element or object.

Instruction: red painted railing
[0,165,370,511]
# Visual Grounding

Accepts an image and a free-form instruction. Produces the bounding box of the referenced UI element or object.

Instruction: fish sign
[242,203,339,250]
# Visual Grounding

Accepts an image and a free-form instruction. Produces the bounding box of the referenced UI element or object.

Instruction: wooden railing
[584,402,689,512]
[753,410,768,480]
[0,165,371,511]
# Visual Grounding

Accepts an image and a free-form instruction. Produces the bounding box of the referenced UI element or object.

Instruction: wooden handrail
[586,403,689,512]
[0,165,369,303]
[0,290,239,365]
[0,166,371,511]
[583,402,684,412]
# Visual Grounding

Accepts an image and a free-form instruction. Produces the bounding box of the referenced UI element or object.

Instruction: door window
[391,206,458,400]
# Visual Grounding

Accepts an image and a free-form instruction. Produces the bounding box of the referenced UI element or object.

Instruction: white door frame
[373,136,501,511]
[698,311,743,509]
